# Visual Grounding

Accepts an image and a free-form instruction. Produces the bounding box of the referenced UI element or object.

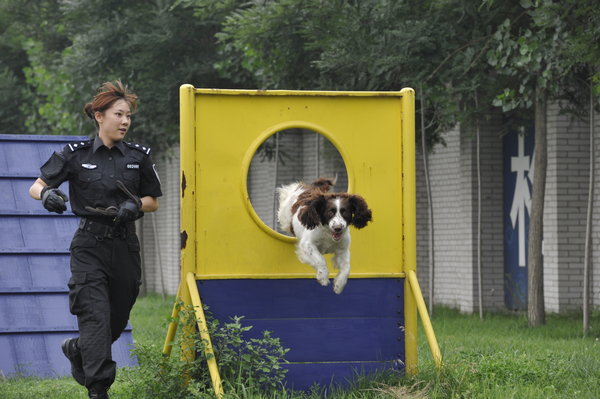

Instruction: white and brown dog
[277,178,372,294]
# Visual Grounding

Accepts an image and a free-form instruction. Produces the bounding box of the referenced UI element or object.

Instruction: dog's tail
[310,175,337,193]
[276,182,303,233]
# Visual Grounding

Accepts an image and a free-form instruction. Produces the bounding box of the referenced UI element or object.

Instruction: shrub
[123,301,289,399]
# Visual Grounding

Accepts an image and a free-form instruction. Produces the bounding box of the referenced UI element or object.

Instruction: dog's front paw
[333,276,348,294]
[316,268,330,286]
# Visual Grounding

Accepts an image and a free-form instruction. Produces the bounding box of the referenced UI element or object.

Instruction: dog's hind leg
[296,240,329,286]
[332,250,350,294]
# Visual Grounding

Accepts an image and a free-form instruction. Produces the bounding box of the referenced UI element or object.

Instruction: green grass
[411,307,600,399]
[1,295,599,398]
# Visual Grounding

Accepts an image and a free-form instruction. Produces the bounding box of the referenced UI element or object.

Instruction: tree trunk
[475,92,483,320]
[583,82,595,335]
[528,88,547,327]
[420,87,435,314]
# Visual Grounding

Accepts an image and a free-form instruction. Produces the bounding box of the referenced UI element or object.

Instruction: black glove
[40,186,69,214]
[113,198,141,225]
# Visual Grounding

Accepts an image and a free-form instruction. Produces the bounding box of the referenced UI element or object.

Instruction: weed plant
[122,300,290,398]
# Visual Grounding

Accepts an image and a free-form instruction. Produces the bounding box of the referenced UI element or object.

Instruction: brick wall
[419,119,504,313]
[592,107,600,309]
[544,101,599,312]
[545,103,586,311]
[426,125,474,311]
[139,147,181,295]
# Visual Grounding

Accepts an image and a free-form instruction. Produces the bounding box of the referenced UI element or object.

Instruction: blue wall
[0,134,136,378]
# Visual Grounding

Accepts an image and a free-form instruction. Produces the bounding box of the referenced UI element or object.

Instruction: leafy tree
[0,1,36,133]
[0,0,79,134]
[21,41,84,134]
[54,0,245,151]
[488,0,578,326]
[1,0,248,151]
[218,0,462,145]
[532,0,600,334]
[0,65,26,133]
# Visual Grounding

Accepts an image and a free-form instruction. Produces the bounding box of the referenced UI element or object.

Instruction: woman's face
[95,99,132,145]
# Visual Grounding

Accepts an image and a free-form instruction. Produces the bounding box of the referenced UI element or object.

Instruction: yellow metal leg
[162,284,183,356]
[186,272,224,398]
[407,270,442,369]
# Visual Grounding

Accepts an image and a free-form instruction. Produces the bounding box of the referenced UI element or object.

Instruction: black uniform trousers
[68,219,141,389]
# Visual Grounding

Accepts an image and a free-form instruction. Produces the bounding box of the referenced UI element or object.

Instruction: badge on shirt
[126,163,140,169]
[81,163,97,170]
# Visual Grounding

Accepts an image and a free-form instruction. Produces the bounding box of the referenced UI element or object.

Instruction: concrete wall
[139,147,181,295]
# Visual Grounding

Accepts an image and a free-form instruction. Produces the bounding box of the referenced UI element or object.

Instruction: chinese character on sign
[509,134,534,267]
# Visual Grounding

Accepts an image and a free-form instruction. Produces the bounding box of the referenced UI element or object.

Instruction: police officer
[29,81,162,399]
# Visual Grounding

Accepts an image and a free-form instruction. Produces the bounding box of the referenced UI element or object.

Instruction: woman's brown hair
[83,80,138,127]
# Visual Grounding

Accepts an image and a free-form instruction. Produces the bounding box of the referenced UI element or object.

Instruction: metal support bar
[162,284,182,356]
[162,276,224,398]
[186,272,224,398]
[407,270,442,369]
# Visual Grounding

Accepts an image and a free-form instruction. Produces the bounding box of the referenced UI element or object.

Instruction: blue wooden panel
[0,215,78,253]
[198,278,403,319]
[283,361,399,391]
[0,178,72,214]
[0,331,136,378]
[197,279,404,389]
[0,134,137,378]
[0,293,77,333]
[241,318,401,362]
[0,255,70,293]
[0,135,86,177]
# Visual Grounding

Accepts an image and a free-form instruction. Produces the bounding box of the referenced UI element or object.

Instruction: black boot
[88,384,109,399]
[61,338,85,385]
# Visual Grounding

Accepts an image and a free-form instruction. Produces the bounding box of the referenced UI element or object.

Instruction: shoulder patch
[126,142,151,155]
[66,140,91,152]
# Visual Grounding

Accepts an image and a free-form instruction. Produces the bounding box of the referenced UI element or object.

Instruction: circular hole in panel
[246,128,349,238]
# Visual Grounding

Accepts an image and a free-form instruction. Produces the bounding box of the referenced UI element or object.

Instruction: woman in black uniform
[29,81,162,399]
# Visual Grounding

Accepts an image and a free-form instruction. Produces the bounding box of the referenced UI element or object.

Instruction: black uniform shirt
[39,137,162,217]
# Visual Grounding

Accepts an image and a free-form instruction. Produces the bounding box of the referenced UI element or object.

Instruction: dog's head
[299,193,372,241]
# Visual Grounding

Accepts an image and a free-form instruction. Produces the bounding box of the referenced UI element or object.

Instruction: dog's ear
[349,195,372,229]
[298,195,326,229]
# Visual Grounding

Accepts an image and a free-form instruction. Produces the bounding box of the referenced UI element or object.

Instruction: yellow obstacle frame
[163,86,441,397]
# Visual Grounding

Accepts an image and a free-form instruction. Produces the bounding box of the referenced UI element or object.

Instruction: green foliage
[3,0,600,152]
[0,1,31,134]
[532,0,600,112]
[488,15,567,111]
[0,65,26,133]
[20,40,86,135]
[486,0,600,115]
[0,0,250,150]
[55,0,242,150]
[216,0,467,148]
[122,301,289,398]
